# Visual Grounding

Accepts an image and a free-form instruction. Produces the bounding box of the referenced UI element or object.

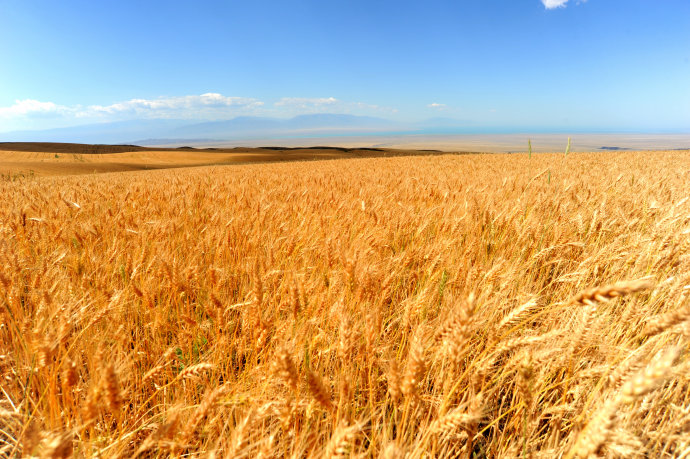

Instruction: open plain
[1,148,690,457]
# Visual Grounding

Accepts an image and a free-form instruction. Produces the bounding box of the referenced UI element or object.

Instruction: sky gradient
[1,0,689,133]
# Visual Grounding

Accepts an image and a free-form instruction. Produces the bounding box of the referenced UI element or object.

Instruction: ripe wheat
[1,150,689,456]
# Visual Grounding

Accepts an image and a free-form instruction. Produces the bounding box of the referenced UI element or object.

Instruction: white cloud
[84,93,263,118]
[0,93,264,122]
[0,93,399,130]
[542,0,569,8]
[428,103,447,109]
[0,99,72,118]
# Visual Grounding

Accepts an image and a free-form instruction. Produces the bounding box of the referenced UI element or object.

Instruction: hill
[0,142,449,177]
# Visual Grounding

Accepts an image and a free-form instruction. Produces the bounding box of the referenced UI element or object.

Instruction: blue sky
[1,0,689,133]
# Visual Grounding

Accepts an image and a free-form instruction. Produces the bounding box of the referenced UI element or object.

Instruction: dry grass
[1,150,690,457]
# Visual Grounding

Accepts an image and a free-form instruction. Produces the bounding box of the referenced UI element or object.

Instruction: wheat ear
[570,278,655,305]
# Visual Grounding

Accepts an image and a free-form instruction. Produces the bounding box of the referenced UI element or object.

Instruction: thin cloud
[274,97,397,115]
[274,97,339,110]
[428,103,447,110]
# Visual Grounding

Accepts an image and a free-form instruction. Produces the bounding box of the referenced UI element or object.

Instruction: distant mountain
[285,114,392,129]
[171,117,284,138]
[171,114,396,139]
[0,114,402,145]
[0,119,194,144]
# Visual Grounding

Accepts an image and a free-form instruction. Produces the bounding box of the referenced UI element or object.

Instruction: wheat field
[1,151,690,457]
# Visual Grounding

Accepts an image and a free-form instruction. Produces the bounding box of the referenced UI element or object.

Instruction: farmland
[1,150,690,457]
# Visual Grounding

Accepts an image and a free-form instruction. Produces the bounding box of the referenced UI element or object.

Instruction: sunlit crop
[1,150,689,457]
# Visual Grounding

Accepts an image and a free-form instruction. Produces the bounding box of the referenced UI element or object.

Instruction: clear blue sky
[1,0,689,132]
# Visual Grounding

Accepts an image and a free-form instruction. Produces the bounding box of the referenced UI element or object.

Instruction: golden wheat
[1,150,689,456]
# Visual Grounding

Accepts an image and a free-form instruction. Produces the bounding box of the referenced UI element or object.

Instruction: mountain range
[0,114,454,146]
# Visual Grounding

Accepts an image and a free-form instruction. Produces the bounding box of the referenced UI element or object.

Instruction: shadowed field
[0,142,447,177]
[1,150,690,457]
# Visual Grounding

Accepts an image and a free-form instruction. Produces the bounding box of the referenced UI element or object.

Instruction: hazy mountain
[0,119,190,144]
[170,114,396,139]
[171,117,285,138]
[285,114,392,129]
[0,114,402,145]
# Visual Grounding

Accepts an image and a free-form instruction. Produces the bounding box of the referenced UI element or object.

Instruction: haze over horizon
[1,0,689,138]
